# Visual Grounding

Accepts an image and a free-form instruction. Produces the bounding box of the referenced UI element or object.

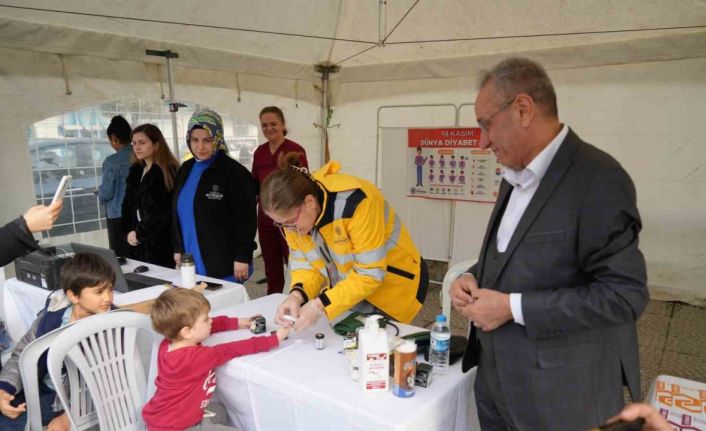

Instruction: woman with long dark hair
[252,106,308,294]
[122,124,179,267]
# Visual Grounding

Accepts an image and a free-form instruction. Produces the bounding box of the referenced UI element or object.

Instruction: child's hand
[275,326,290,342]
[47,412,70,431]
[0,389,26,419]
[238,314,262,330]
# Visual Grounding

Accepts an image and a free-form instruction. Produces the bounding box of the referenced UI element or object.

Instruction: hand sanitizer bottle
[358,315,389,392]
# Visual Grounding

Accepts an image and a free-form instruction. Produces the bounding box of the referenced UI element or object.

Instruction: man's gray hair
[479,57,558,117]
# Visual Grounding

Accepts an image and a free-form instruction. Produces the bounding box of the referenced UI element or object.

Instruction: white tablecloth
[204,294,480,431]
[2,259,249,343]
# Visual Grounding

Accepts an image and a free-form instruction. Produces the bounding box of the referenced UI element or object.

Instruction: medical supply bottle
[430,314,450,375]
[181,253,196,288]
[358,315,389,392]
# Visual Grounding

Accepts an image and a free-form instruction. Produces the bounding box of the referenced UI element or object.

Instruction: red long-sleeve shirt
[142,316,279,431]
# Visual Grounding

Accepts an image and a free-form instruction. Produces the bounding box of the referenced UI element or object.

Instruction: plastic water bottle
[430,314,450,375]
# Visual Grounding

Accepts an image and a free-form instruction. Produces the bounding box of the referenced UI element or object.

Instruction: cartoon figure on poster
[406,127,499,202]
[412,147,428,187]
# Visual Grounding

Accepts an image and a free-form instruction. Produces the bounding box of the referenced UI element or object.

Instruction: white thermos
[180,253,196,288]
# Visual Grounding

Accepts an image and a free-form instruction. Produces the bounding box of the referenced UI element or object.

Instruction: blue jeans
[0,391,62,431]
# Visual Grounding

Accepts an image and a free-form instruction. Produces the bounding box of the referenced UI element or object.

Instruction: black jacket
[0,217,37,267]
[172,152,257,279]
[122,163,175,267]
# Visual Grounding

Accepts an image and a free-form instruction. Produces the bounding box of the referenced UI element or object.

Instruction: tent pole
[314,63,340,165]
[321,71,328,164]
[378,0,387,46]
[165,56,180,159]
[146,49,184,159]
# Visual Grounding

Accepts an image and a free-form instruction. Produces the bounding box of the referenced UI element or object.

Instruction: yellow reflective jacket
[285,161,425,323]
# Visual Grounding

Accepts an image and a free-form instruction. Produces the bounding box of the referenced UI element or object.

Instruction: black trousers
[106,217,129,258]
[474,331,519,431]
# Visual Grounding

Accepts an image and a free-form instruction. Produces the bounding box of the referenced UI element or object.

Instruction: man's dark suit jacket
[462,128,648,431]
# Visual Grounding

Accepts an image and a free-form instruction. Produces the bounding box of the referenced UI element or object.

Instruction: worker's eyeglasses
[273,206,302,230]
[476,97,515,132]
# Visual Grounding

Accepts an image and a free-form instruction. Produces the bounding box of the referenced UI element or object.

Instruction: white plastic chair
[441,258,477,318]
[19,323,98,431]
[47,310,157,431]
[1,265,10,366]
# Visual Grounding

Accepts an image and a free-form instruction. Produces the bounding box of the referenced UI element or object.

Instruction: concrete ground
[243,257,706,400]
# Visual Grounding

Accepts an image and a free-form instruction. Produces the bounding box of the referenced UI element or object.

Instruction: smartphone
[51,175,72,204]
[594,418,645,431]
[200,281,223,291]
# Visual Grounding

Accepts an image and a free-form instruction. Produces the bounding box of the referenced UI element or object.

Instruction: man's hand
[233,261,249,282]
[0,389,26,419]
[612,403,671,431]
[47,412,70,431]
[173,253,181,268]
[23,201,63,233]
[293,298,325,332]
[275,292,304,327]
[127,231,139,246]
[462,288,513,331]
[450,273,478,320]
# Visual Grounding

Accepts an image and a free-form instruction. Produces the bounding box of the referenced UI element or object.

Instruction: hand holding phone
[52,175,72,205]
[22,201,63,233]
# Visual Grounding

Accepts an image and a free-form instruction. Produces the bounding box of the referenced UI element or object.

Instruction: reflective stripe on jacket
[285,161,423,323]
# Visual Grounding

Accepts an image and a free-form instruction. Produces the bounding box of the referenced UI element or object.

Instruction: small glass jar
[315,333,325,350]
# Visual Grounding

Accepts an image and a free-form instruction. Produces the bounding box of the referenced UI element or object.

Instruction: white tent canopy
[1,1,706,85]
[0,1,705,305]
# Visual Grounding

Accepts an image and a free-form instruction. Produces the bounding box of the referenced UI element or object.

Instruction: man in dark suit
[451,57,648,431]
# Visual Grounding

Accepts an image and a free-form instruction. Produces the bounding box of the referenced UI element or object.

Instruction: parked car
[29,138,114,231]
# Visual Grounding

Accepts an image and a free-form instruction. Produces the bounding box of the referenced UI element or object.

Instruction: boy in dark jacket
[0,252,116,431]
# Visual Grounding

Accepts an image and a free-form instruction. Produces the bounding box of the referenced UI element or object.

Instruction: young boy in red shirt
[142,289,288,430]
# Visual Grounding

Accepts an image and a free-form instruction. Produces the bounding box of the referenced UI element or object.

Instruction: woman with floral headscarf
[171,109,257,282]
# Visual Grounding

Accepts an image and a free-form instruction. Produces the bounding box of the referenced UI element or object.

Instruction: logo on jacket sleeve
[205,184,223,200]
[333,225,349,245]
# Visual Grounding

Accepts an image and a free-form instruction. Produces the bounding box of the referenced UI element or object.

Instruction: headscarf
[186,109,229,157]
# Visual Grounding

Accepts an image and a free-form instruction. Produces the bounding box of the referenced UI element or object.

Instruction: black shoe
[255,277,267,284]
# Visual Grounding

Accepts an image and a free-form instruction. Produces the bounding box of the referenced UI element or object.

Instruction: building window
[28,99,259,238]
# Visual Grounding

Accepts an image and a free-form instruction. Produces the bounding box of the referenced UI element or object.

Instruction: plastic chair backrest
[441,258,477,318]
[19,322,98,431]
[46,310,156,431]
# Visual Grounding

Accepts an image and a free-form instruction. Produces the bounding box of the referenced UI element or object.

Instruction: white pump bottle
[357,315,389,392]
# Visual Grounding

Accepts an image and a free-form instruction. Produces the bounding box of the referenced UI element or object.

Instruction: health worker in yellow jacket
[260,159,429,331]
